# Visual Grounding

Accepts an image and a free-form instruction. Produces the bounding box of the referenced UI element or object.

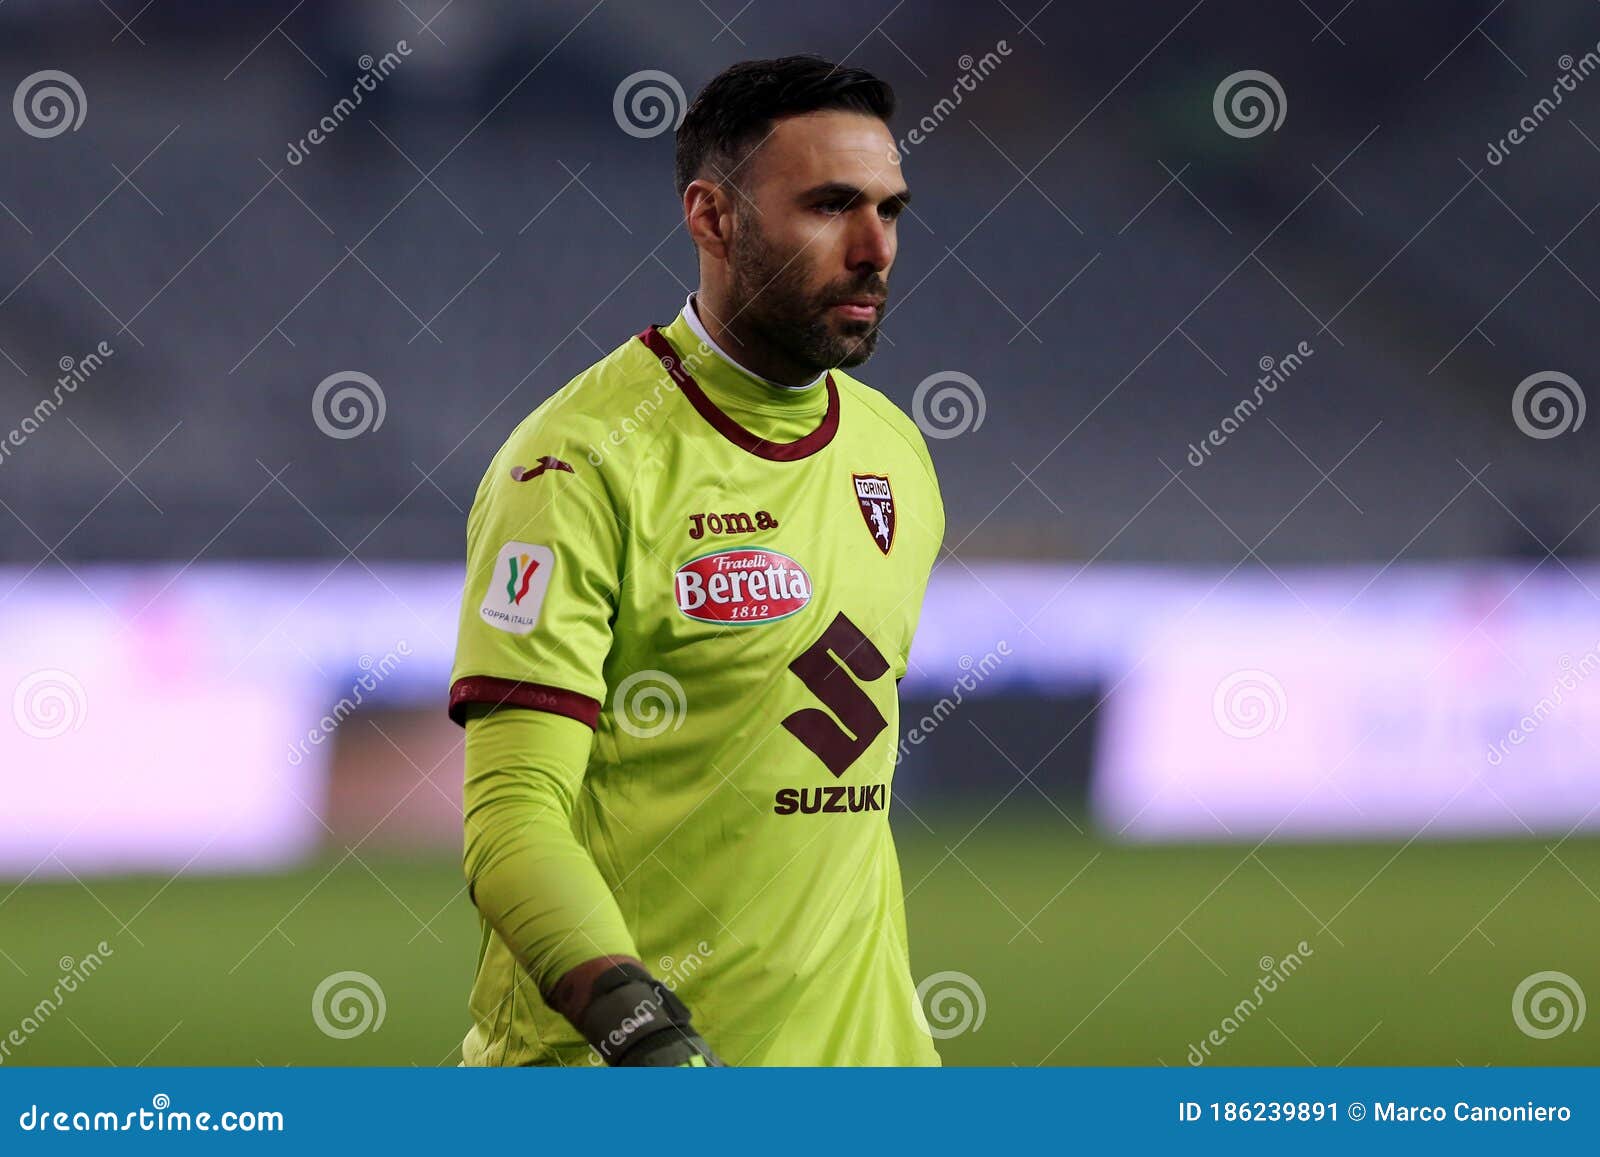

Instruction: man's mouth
[830,297,884,322]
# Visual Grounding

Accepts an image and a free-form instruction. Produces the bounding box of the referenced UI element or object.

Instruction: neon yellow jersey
[448,306,945,1066]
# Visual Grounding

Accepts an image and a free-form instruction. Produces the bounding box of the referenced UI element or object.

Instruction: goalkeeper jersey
[448,297,945,1066]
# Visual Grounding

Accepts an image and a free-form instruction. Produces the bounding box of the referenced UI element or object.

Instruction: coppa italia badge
[479,541,555,635]
[674,548,812,624]
[853,474,895,554]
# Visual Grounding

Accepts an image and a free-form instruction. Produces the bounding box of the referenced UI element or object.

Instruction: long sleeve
[462,705,638,995]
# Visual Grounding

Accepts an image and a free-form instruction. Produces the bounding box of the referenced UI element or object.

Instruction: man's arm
[462,704,722,1065]
[544,955,645,1027]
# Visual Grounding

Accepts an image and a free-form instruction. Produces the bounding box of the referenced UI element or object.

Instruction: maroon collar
[637,325,839,462]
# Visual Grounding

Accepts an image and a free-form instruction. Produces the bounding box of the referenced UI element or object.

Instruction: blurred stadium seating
[2,1,1596,1066]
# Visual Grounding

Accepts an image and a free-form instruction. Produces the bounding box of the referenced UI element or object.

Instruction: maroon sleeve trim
[448,676,602,729]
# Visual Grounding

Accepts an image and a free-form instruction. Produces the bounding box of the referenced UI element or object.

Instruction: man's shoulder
[832,369,941,491]
[495,330,673,476]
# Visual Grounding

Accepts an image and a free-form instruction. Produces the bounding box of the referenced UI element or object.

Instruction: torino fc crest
[852,474,895,555]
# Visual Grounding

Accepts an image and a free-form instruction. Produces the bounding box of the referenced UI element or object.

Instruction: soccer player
[448,55,943,1066]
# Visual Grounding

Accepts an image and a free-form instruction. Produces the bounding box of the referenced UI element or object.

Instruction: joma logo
[688,509,779,539]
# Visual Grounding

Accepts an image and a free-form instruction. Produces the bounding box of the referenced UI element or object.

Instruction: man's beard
[725,220,885,375]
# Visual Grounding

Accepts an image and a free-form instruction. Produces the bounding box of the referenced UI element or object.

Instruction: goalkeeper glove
[577,961,724,1067]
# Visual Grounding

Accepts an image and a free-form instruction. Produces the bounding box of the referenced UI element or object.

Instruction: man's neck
[685,292,823,390]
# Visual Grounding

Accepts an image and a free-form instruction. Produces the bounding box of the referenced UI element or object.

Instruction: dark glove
[577,962,724,1067]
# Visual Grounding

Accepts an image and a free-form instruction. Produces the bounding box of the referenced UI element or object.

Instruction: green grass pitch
[3,810,1595,1066]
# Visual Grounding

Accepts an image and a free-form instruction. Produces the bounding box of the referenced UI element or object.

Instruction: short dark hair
[674,55,896,200]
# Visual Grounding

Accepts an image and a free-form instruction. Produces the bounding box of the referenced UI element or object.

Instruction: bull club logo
[852,473,895,555]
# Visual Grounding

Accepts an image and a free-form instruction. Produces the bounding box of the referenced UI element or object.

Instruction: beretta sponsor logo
[674,547,812,625]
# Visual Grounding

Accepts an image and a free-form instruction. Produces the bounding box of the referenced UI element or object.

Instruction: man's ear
[684,179,734,263]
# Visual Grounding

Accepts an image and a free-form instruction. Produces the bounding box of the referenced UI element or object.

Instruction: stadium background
[2,0,1596,1066]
